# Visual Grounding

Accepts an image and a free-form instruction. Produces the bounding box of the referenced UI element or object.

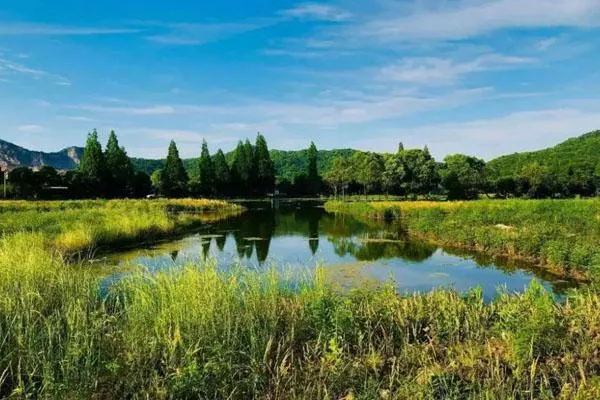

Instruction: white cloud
[0,57,71,85]
[350,107,600,160]
[281,3,352,22]
[379,54,535,85]
[356,0,600,42]
[17,124,44,133]
[72,104,176,115]
[145,21,269,45]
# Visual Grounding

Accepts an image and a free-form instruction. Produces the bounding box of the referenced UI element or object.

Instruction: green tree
[395,148,439,198]
[324,156,353,198]
[161,141,188,198]
[440,154,486,200]
[306,141,321,194]
[105,130,135,198]
[231,140,256,196]
[78,130,107,197]
[8,167,37,198]
[151,170,163,194]
[255,133,275,195]
[520,163,552,199]
[198,139,215,197]
[382,154,405,195]
[360,152,385,195]
[213,149,231,197]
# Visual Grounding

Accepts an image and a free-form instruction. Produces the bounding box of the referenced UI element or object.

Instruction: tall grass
[325,199,600,277]
[1,199,600,398]
[0,199,243,258]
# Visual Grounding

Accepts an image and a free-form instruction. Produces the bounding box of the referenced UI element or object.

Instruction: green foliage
[197,139,215,196]
[161,141,188,198]
[105,130,136,198]
[78,130,107,196]
[441,154,486,200]
[326,198,600,273]
[324,156,354,197]
[213,149,231,196]
[254,133,276,194]
[1,200,600,398]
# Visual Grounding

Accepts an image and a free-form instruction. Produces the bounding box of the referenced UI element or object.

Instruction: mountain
[487,130,600,178]
[0,139,83,170]
[4,129,600,180]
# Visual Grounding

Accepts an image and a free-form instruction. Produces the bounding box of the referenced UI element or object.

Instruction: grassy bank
[325,199,600,278]
[2,244,600,398]
[0,199,243,258]
[2,199,600,398]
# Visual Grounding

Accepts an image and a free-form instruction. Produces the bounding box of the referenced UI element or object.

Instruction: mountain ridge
[2,130,600,180]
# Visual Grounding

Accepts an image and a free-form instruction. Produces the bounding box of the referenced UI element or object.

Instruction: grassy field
[1,199,600,398]
[325,199,600,279]
[0,199,243,258]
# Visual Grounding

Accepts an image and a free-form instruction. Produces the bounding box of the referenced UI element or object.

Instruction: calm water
[101,200,578,300]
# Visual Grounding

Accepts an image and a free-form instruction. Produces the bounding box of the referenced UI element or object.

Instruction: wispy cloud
[0,22,140,36]
[17,124,44,133]
[350,107,600,159]
[0,57,71,86]
[379,54,536,85]
[280,3,352,22]
[145,21,270,45]
[71,104,176,115]
[355,0,600,42]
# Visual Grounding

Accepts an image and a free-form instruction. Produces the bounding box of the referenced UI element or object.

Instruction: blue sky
[1,0,600,160]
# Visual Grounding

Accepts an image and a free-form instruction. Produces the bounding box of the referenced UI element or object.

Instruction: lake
[100,200,578,300]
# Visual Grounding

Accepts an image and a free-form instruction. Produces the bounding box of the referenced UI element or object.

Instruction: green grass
[0,199,243,258]
[1,199,600,398]
[325,199,600,278]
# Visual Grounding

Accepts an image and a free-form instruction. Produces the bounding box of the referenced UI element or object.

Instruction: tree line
[4,132,600,200]
[322,143,600,200]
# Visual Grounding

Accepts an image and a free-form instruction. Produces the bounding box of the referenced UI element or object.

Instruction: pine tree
[307,141,320,194]
[213,149,231,197]
[243,139,257,194]
[105,130,135,198]
[161,141,188,197]
[78,129,107,197]
[198,139,215,197]
[255,133,275,195]
[230,141,246,196]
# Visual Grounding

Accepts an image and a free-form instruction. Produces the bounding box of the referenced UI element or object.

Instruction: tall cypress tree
[243,139,256,194]
[78,129,107,197]
[307,141,318,181]
[230,141,246,196]
[198,139,215,196]
[255,133,275,195]
[105,130,135,198]
[213,149,230,197]
[161,140,188,197]
[306,141,321,195]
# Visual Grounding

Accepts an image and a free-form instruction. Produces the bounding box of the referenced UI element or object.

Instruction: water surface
[101,200,577,300]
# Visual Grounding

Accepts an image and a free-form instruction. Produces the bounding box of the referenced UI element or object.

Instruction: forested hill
[132,148,361,181]
[487,130,600,177]
[0,139,83,170]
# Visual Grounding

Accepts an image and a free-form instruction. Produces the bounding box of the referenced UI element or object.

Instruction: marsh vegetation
[1,199,600,398]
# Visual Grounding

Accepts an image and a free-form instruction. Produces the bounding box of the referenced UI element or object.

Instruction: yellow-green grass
[1,232,600,398]
[325,199,600,278]
[2,199,600,398]
[0,199,243,258]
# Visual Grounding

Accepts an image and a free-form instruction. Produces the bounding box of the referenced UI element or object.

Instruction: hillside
[0,139,83,170]
[4,130,600,181]
[487,130,600,177]
[132,148,362,181]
